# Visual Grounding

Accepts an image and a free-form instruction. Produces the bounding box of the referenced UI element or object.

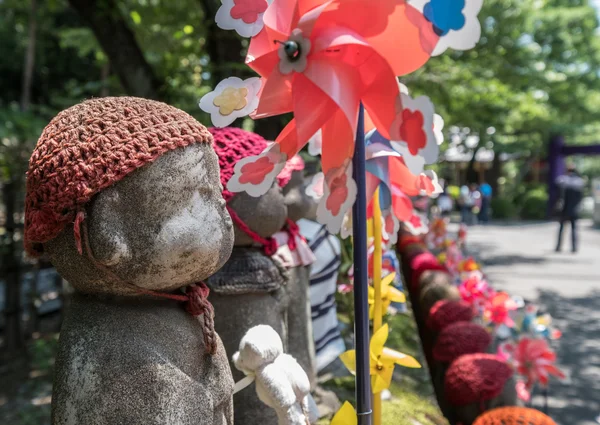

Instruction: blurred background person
[478,181,492,224]
[555,164,585,253]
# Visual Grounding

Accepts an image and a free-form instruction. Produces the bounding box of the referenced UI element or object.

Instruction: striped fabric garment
[297,219,346,372]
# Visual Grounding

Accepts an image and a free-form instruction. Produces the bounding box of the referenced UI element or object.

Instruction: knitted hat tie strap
[226,205,278,256]
[77,208,217,354]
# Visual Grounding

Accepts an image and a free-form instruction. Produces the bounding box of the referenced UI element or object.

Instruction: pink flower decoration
[459,274,491,307]
[515,381,531,402]
[326,173,349,216]
[230,0,268,24]
[239,156,275,185]
[338,282,354,294]
[513,337,566,388]
[485,292,518,327]
[400,109,426,155]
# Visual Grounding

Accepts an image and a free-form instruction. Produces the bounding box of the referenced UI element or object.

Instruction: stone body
[281,169,317,389]
[35,105,236,425]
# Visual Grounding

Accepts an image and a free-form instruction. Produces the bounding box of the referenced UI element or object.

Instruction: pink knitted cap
[210,127,283,254]
[210,127,267,202]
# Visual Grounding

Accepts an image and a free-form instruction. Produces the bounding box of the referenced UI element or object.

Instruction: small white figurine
[233,325,316,425]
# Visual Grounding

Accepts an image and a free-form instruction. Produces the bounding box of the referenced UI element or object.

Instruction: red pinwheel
[226,0,439,233]
[509,337,566,389]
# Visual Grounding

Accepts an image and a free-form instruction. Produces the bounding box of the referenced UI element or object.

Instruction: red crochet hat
[24,97,212,257]
[433,322,491,363]
[473,407,557,425]
[427,300,474,332]
[445,353,513,406]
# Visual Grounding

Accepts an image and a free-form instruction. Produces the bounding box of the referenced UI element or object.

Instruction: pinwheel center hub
[283,40,302,62]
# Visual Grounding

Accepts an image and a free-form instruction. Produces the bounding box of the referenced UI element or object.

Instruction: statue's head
[25,97,234,295]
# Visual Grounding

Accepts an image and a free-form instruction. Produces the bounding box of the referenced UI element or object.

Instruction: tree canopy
[1,0,600,183]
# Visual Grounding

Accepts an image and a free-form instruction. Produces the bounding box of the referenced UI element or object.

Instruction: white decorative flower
[278,29,311,75]
[227,144,287,197]
[383,213,400,245]
[408,0,483,57]
[199,77,262,128]
[434,114,445,145]
[340,210,353,239]
[305,172,324,200]
[317,162,357,234]
[307,129,322,156]
[215,0,273,38]
[390,93,438,175]
[403,212,429,235]
[416,170,443,196]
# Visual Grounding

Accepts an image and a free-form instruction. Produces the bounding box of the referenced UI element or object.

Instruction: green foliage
[491,196,516,219]
[520,187,549,220]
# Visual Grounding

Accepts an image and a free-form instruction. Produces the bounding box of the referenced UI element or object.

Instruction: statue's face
[283,170,313,222]
[228,183,288,246]
[47,143,235,293]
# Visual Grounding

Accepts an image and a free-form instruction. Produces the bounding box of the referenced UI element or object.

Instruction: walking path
[466,220,600,425]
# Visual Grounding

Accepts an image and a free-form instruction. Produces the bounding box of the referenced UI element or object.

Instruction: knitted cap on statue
[25,96,213,257]
[473,407,557,425]
[433,322,491,363]
[445,354,513,406]
[29,97,237,424]
[427,300,474,332]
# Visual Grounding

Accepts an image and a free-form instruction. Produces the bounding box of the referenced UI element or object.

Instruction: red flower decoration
[400,109,426,155]
[230,0,268,24]
[513,338,565,388]
[239,156,275,185]
[408,214,422,228]
[326,173,349,216]
[484,292,518,327]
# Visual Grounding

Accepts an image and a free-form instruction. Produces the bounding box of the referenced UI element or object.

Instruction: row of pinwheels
[428,219,565,404]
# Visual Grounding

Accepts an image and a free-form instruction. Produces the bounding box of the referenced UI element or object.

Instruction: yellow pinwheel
[331,401,357,425]
[339,324,421,394]
[368,273,406,319]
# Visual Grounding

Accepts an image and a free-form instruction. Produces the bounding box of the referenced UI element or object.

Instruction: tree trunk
[67,0,161,99]
[100,61,110,97]
[20,0,37,112]
[2,182,23,354]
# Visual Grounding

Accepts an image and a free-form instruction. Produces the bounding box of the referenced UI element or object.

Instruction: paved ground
[466,220,600,425]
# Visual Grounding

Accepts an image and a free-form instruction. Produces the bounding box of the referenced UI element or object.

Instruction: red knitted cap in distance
[427,300,474,332]
[24,97,213,257]
[444,353,513,406]
[473,406,557,425]
[433,322,491,363]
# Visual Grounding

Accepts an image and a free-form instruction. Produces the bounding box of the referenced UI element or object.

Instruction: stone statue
[23,97,235,425]
[275,158,317,390]
[206,127,290,425]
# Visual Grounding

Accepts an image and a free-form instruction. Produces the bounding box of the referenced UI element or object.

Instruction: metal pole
[352,103,373,425]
